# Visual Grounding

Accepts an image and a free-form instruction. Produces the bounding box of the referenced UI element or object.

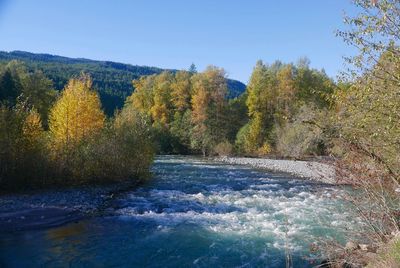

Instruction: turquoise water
[0,156,359,267]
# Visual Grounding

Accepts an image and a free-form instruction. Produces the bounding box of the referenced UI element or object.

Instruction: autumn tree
[276,64,296,121]
[49,74,105,155]
[238,60,277,154]
[238,59,335,156]
[128,75,156,116]
[171,71,192,112]
[150,72,174,127]
[190,66,228,155]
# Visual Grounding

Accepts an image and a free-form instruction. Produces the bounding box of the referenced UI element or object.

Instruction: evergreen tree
[0,69,22,106]
[21,70,57,127]
[188,63,197,74]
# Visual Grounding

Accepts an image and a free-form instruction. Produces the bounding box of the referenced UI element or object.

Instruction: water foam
[114,156,359,254]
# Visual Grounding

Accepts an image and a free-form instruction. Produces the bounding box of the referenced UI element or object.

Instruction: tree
[336,0,400,181]
[171,71,192,112]
[20,70,57,127]
[113,106,155,176]
[322,1,400,263]
[128,75,155,116]
[0,69,22,106]
[338,0,400,81]
[150,72,174,127]
[276,64,296,122]
[49,74,105,152]
[191,73,210,155]
[190,66,228,155]
[0,101,47,188]
[188,63,197,74]
[242,60,277,153]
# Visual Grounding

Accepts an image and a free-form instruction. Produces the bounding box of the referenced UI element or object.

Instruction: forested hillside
[0,51,246,115]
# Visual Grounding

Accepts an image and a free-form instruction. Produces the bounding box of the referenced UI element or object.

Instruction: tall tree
[128,75,155,116]
[0,69,22,106]
[191,66,227,155]
[243,60,277,153]
[49,74,105,152]
[150,72,174,127]
[21,70,57,127]
[171,71,192,112]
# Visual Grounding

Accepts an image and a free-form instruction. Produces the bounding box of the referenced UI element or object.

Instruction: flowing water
[0,156,360,267]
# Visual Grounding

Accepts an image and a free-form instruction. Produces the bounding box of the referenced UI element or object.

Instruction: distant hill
[0,51,246,115]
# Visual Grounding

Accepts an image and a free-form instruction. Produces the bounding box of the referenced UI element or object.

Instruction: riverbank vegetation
[0,64,154,190]
[320,0,400,266]
[125,60,335,158]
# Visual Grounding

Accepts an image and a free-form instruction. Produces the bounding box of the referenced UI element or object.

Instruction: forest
[0,57,337,189]
[0,51,246,115]
[126,60,336,157]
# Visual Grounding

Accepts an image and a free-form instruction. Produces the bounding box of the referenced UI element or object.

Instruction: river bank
[0,182,138,232]
[216,156,336,184]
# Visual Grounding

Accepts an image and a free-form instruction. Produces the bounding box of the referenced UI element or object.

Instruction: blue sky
[0,0,358,83]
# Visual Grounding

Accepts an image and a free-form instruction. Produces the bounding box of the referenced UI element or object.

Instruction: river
[0,155,360,267]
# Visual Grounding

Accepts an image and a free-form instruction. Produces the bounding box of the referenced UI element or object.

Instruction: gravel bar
[217,156,336,184]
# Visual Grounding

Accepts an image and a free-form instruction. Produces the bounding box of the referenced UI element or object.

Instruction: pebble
[217,157,336,183]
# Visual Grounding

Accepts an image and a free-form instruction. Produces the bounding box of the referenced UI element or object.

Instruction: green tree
[0,69,22,106]
[328,0,400,253]
[20,70,57,127]
[0,102,47,188]
[241,60,277,154]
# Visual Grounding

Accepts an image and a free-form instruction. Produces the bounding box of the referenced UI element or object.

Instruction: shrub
[214,141,233,156]
[256,142,271,156]
[275,105,326,158]
[0,103,49,188]
[235,123,252,155]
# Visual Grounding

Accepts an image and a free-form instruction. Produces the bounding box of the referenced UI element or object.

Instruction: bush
[60,107,155,184]
[235,123,252,155]
[0,103,49,189]
[275,105,326,158]
[256,142,271,156]
[214,141,233,156]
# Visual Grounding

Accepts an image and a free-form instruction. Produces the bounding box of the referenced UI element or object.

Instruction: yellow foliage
[247,113,264,152]
[191,83,209,125]
[171,71,191,112]
[23,109,44,149]
[257,142,271,156]
[49,75,105,148]
[129,76,155,115]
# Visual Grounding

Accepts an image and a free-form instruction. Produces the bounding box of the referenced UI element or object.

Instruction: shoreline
[0,156,337,233]
[216,156,336,184]
[0,181,138,233]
